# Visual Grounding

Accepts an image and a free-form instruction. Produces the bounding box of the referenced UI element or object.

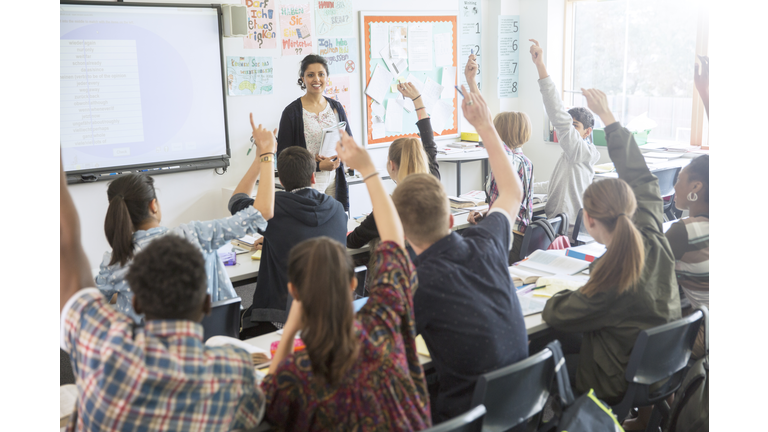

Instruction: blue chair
[470,343,558,432]
[424,405,487,432]
[200,297,241,341]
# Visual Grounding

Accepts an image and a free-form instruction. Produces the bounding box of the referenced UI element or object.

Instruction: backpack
[539,341,625,432]
[665,306,709,432]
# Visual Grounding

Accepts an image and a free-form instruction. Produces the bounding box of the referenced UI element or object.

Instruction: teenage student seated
[60,161,265,431]
[347,82,441,249]
[464,53,534,263]
[230,136,347,337]
[392,87,528,422]
[529,40,600,232]
[541,88,681,405]
[260,130,430,431]
[96,115,275,323]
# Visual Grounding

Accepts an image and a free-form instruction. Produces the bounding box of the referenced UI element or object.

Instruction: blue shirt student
[96,207,268,322]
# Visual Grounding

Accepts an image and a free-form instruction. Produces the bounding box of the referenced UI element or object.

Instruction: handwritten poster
[323,75,351,115]
[243,0,277,49]
[226,56,274,96]
[280,3,313,56]
[315,0,354,38]
[318,38,358,75]
[459,0,482,91]
[498,15,520,98]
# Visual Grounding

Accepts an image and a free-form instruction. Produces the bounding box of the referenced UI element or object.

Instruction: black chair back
[470,347,555,431]
[424,405,487,432]
[652,166,681,198]
[354,265,367,299]
[611,307,706,423]
[519,216,563,258]
[200,297,241,341]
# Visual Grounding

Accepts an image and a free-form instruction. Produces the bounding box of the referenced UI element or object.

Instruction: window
[563,0,707,146]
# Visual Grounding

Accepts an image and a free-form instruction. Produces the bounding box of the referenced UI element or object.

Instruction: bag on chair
[539,341,625,432]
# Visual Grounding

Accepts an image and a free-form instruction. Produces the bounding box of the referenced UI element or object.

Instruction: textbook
[509,266,552,286]
[531,274,590,298]
[565,243,607,262]
[532,193,548,204]
[205,336,270,366]
[232,235,258,251]
[449,192,485,208]
[517,250,591,275]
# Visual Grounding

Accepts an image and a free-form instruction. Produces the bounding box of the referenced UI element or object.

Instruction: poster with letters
[498,15,520,98]
[318,38,359,75]
[459,1,482,91]
[280,3,313,56]
[243,0,277,49]
[226,57,274,96]
[315,0,354,38]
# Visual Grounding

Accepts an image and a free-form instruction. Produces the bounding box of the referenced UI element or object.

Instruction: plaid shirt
[61,289,265,432]
[487,146,534,234]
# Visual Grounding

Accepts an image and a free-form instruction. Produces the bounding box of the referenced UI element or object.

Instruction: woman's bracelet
[412,95,421,102]
[260,152,275,157]
[362,171,380,182]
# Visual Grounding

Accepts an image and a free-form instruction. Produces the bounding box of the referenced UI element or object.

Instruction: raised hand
[581,88,616,127]
[465,54,478,81]
[460,85,493,131]
[335,130,374,176]
[319,157,341,171]
[529,39,544,66]
[250,113,277,155]
[397,82,420,100]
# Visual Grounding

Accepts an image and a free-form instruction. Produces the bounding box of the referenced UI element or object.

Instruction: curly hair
[568,106,595,130]
[126,235,207,320]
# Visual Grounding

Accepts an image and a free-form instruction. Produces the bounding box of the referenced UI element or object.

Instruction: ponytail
[389,138,429,183]
[104,174,157,266]
[580,179,645,297]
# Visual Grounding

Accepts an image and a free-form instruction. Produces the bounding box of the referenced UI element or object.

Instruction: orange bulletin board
[359,12,459,147]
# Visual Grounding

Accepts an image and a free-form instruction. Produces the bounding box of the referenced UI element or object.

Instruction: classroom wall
[69,0,609,267]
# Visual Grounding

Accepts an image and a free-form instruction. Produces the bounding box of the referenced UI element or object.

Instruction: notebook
[205,336,270,366]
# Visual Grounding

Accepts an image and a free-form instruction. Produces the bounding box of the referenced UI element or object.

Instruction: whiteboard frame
[358,10,461,149]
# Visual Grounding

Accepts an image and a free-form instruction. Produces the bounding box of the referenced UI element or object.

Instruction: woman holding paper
[276,54,352,211]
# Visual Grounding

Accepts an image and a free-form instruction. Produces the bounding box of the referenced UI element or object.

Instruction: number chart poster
[315,0,354,38]
[318,38,358,75]
[324,75,351,115]
[498,15,520,98]
[459,0,482,91]
[243,0,277,49]
[280,3,313,56]
[226,57,274,96]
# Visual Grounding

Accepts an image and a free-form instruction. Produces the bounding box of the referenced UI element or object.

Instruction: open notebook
[205,336,270,366]
[509,250,590,286]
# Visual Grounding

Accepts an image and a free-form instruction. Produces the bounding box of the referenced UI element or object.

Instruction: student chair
[423,405,487,432]
[651,166,681,222]
[354,265,367,299]
[611,307,706,431]
[570,208,595,246]
[200,297,242,341]
[470,343,557,432]
[519,214,567,259]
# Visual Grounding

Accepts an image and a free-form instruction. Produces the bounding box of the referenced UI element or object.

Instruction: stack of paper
[205,336,270,365]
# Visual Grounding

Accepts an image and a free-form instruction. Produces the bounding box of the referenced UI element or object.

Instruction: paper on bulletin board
[315,0,354,38]
[459,0,482,91]
[434,32,452,67]
[408,23,433,71]
[385,99,403,132]
[441,66,456,99]
[365,64,393,104]
[318,38,358,75]
[243,0,278,49]
[370,23,388,59]
[498,15,520,98]
[389,25,408,59]
[323,75,351,115]
[280,3,313,56]
[226,56,274,95]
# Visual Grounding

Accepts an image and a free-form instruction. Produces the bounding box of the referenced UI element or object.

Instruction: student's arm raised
[464,53,480,94]
[60,157,94,311]
[582,88,662,232]
[231,117,277,217]
[336,131,405,247]
[460,86,523,220]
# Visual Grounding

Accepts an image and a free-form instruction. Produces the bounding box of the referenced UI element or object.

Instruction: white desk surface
[436,149,488,161]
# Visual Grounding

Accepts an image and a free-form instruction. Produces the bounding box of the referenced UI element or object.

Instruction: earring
[687,191,698,202]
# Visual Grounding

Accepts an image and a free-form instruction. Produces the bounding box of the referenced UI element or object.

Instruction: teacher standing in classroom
[276,54,352,211]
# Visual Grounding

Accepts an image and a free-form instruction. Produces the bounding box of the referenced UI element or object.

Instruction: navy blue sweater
[277,96,352,211]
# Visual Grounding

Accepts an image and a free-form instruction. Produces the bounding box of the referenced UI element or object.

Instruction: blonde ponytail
[388,138,429,183]
[580,179,645,297]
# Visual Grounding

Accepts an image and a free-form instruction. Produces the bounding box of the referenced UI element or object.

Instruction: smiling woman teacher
[277,55,352,211]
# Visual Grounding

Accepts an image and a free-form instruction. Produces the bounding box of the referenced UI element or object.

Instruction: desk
[436,150,488,195]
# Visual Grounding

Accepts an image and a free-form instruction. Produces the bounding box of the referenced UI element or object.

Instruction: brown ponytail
[104,174,157,266]
[287,237,359,386]
[388,137,429,183]
[580,179,645,297]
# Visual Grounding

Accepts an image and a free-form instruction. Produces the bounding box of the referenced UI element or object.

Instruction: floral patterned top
[260,241,431,431]
[302,101,336,157]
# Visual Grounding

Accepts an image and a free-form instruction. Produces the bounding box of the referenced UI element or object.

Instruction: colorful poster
[318,38,358,75]
[243,0,277,49]
[280,3,313,56]
[323,75,351,115]
[226,56,274,96]
[459,0,482,91]
[315,0,354,38]
[498,15,520,98]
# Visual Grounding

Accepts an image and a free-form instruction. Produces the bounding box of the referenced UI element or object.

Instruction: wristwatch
[260,154,274,163]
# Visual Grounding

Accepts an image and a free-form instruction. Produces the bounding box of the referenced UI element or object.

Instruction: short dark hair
[297,54,329,90]
[392,174,450,246]
[277,147,315,191]
[126,235,207,320]
[685,154,709,203]
[568,107,595,130]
